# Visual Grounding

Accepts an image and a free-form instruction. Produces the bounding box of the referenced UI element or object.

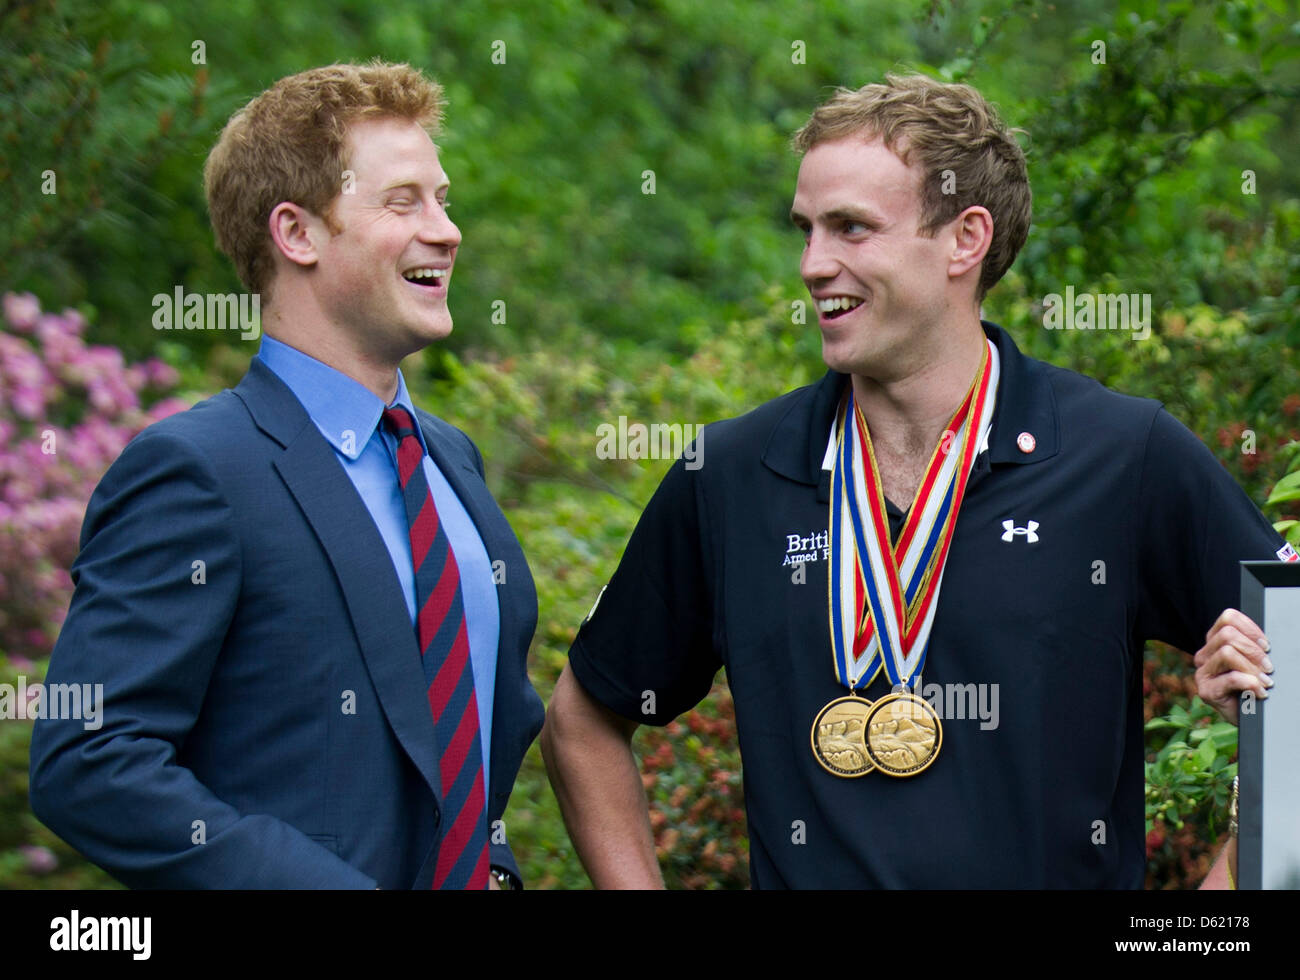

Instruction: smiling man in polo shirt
[540,73,1282,889]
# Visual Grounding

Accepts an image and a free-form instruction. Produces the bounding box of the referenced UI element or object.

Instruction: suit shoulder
[101,394,250,475]
[100,389,270,503]
[123,389,252,453]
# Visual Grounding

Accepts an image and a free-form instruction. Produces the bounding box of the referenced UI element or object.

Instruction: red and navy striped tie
[382,406,489,890]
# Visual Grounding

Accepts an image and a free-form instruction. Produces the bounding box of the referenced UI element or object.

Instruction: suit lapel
[235,361,444,803]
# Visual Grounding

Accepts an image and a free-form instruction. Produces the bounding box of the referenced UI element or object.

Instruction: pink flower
[144,358,180,389]
[3,293,41,332]
[11,383,45,419]
[38,321,84,370]
[61,309,88,336]
[147,397,191,423]
[1,291,182,659]
[18,845,58,875]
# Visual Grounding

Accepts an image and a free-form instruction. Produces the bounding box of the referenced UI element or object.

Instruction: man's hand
[1194,608,1273,725]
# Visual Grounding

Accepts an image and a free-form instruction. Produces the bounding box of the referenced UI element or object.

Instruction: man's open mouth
[817,296,864,320]
[402,267,448,287]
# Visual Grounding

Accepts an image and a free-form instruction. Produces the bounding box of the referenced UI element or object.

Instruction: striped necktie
[382,406,489,890]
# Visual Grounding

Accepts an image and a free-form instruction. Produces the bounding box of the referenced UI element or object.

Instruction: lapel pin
[1017,431,1036,454]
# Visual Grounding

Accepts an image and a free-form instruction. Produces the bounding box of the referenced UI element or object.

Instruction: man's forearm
[541,665,664,889]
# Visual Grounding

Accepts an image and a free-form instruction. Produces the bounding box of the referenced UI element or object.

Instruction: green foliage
[640,693,748,889]
[1265,440,1300,547]
[0,0,222,355]
[1144,697,1237,837]
[1142,695,1238,888]
[1004,1,1300,309]
[10,0,1293,362]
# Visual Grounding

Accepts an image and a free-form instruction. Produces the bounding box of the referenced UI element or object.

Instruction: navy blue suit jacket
[29,358,543,888]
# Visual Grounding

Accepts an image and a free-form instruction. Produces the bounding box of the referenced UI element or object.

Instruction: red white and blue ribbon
[828,340,999,691]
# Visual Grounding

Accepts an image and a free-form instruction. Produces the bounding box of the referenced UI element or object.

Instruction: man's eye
[844,221,868,234]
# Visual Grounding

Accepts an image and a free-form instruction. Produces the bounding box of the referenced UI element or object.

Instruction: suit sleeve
[567,454,721,725]
[1134,408,1287,654]
[28,427,377,888]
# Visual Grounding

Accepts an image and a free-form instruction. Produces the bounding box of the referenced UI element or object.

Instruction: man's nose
[421,203,461,249]
[800,229,838,284]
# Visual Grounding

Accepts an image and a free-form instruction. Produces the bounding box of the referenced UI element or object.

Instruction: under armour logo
[1001,519,1039,543]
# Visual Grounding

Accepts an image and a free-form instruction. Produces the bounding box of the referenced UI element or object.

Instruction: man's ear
[948,205,993,281]
[268,202,322,269]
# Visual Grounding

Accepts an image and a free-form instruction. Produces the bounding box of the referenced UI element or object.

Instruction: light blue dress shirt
[256,337,499,787]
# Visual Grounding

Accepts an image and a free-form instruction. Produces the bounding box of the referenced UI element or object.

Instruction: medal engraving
[811,696,874,777]
[863,693,942,777]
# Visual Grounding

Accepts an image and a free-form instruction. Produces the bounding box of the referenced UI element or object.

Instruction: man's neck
[849,319,987,507]
[850,320,987,453]
[264,304,401,403]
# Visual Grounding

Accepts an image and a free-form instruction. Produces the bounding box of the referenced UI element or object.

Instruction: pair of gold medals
[811,692,942,778]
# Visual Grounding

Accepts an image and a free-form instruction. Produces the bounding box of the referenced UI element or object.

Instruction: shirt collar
[255,336,424,460]
[761,321,1060,490]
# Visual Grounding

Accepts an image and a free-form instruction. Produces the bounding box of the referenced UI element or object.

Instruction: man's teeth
[817,296,864,313]
[403,268,447,281]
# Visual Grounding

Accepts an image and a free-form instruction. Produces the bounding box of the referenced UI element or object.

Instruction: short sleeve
[1135,408,1286,653]
[567,455,721,724]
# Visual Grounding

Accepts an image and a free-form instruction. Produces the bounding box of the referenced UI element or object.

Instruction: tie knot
[382,406,418,441]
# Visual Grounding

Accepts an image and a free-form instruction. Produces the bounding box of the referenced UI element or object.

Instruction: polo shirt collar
[255,335,424,460]
[760,320,1059,489]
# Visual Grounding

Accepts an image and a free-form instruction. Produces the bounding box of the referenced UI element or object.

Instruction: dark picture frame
[1238,561,1300,890]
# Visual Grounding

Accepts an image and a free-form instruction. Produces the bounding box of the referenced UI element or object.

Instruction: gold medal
[810,695,874,777]
[863,693,942,776]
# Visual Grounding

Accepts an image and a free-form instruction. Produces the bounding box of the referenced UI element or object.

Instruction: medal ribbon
[828,340,998,691]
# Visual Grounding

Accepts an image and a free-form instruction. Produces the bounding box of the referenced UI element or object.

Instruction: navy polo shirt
[569,321,1286,888]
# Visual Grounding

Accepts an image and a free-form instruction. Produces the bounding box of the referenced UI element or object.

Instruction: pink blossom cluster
[1,292,189,660]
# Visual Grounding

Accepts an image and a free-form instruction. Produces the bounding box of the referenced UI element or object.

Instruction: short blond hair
[204,61,445,298]
[794,73,1030,300]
